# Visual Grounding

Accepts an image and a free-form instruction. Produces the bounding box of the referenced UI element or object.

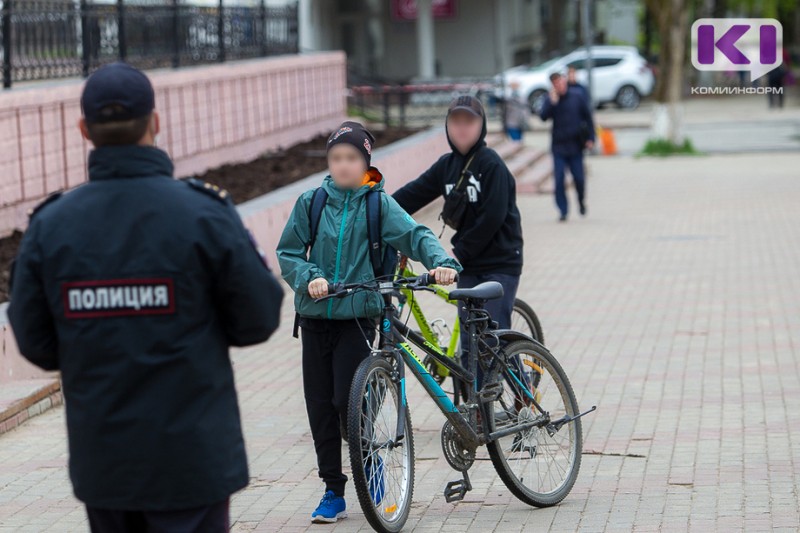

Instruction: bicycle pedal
[478,382,504,402]
[443,471,472,503]
[444,480,468,502]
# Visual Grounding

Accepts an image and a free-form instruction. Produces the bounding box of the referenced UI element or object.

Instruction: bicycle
[393,255,544,390]
[317,274,595,533]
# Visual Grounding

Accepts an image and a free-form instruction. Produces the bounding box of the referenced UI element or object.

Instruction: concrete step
[516,153,554,194]
[492,138,525,162]
[506,146,547,178]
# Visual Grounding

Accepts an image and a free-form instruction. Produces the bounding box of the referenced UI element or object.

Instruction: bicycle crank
[441,413,476,472]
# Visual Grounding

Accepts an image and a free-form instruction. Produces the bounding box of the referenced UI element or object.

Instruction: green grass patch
[637,138,703,157]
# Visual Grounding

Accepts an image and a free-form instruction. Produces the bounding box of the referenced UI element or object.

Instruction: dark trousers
[458,272,520,389]
[300,317,375,497]
[86,499,229,533]
[552,151,586,217]
[768,81,784,108]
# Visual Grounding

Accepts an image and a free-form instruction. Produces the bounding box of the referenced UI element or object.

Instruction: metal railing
[0,0,299,89]
[349,80,503,128]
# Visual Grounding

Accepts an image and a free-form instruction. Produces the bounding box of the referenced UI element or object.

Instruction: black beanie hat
[327,121,376,167]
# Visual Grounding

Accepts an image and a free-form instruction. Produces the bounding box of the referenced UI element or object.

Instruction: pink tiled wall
[0,52,348,238]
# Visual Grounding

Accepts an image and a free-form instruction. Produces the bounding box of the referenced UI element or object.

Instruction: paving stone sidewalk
[1,151,799,532]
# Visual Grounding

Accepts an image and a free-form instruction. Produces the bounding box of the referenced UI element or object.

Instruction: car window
[591,56,623,68]
[567,59,586,69]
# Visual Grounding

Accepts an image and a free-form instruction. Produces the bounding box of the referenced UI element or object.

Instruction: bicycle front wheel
[347,356,414,533]
[486,340,582,507]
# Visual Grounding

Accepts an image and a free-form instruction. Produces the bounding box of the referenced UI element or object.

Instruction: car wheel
[528,89,548,115]
[615,85,641,109]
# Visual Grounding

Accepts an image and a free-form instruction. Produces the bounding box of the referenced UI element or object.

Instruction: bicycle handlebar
[317,273,457,303]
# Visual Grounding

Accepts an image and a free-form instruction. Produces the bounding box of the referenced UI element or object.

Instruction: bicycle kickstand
[444,469,472,503]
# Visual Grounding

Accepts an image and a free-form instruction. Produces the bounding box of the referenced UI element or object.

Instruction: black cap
[447,95,484,118]
[81,62,155,124]
[326,121,376,167]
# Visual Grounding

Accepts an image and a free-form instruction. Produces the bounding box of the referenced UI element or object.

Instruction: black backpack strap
[307,187,328,251]
[365,189,383,277]
[453,152,478,191]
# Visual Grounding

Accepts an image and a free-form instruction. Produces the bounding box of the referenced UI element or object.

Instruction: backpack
[307,187,399,279]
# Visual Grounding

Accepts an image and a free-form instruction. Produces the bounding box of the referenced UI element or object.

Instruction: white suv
[497,46,655,115]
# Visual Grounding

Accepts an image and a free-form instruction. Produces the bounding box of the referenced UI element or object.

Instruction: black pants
[300,317,376,497]
[86,499,229,533]
[458,272,521,393]
[553,152,586,217]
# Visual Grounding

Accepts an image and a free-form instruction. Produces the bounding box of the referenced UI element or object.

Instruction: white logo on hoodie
[446,173,482,203]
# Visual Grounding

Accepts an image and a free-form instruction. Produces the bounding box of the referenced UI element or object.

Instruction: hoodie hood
[445,112,488,158]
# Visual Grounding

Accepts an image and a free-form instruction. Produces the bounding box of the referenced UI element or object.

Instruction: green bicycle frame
[396,264,461,377]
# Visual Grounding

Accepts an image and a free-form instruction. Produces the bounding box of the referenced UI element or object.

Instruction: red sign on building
[391,0,458,21]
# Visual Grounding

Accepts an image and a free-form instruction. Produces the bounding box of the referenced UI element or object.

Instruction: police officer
[7,62,284,532]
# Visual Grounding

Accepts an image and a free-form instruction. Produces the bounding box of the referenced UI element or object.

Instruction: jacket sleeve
[7,221,59,370]
[539,96,554,121]
[581,98,596,142]
[391,158,443,215]
[452,162,511,264]
[381,195,461,272]
[276,193,326,293]
[209,203,284,347]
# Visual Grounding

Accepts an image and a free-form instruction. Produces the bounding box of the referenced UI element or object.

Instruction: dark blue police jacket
[8,144,283,510]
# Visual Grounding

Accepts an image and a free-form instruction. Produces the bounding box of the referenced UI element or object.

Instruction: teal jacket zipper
[327,190,351,319]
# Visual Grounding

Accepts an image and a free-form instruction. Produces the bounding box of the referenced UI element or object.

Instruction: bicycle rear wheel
[485,340,582,507]
[512,298,545,345]
[347,356,414,533]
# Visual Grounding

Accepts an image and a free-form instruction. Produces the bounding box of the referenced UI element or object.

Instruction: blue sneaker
[311,490,347,523]
[365,456,385,505]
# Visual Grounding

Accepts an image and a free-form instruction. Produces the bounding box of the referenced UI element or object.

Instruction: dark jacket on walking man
[7,62,284,533]
[540,72,595,221]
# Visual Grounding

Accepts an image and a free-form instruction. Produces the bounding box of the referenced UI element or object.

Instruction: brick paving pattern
[1,151,799,532]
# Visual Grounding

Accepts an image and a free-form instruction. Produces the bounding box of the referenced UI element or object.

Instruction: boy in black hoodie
[393,95,524,362]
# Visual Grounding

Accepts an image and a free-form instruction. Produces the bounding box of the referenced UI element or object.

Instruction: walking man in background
[7,62,284,532]
[540,72,595,222]
[567,66,590,103]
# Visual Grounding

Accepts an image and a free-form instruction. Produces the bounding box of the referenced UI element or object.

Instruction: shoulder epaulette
[183,177,230,203]
[27,191,63,219]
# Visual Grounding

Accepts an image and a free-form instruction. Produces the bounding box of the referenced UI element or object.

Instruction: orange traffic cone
[597,126,617,155]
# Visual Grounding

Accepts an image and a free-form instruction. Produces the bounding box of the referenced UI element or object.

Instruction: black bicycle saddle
[448,281,504,302]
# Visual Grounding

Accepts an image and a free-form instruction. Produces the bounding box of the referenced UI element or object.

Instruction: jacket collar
[88,145,175,181]
[321,167,385,201]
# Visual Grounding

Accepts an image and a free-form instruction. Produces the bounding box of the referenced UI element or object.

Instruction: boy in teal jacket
[277,121,461,523]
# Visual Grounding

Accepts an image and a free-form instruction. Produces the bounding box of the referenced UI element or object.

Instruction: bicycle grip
[418,272,459,286]
[326,283,341,295]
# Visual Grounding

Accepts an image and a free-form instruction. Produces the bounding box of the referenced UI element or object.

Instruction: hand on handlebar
[429,267,458,286]
[308,277,329,299]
